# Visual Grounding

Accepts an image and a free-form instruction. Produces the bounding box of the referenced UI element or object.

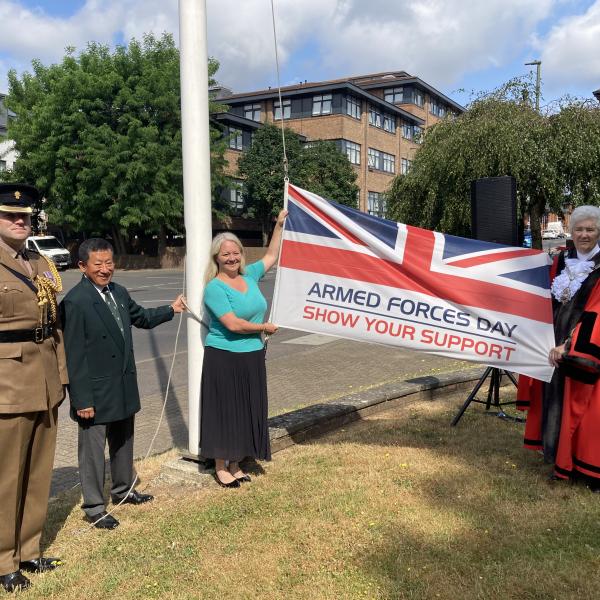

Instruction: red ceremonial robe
[518,253,600,483]
[554,283,600,481]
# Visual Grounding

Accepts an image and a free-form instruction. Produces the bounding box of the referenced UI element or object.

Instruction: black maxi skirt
[200,346,271,462]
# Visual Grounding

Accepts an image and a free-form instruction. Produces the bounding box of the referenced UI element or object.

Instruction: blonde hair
[203,232,246,284]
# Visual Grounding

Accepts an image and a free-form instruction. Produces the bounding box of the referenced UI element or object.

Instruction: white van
[545,221,565,238]
[26,236,71,270]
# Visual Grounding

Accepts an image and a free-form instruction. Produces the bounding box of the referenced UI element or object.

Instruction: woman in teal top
[201,210,287,488]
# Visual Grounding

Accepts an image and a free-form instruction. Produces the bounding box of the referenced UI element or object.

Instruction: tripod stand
[451,367,520,426]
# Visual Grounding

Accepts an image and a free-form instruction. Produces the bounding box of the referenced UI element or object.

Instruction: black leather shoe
[86,511,119,529]
[235,474,252,483]
[20,557,63,573]
[1,571,31,592]
[112,490,154,505]
[214,473,240,488]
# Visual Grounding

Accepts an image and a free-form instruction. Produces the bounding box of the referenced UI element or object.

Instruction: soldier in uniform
[0,183,68,593]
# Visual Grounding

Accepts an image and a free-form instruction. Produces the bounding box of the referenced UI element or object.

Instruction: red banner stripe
[280,240,553,323]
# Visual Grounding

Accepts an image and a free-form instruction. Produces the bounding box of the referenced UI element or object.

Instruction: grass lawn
[22,390,600,599]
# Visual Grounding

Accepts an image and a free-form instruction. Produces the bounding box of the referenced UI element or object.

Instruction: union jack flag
[271,184,555,381]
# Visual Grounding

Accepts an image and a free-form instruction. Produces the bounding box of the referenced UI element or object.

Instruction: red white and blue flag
[271,183,555,381]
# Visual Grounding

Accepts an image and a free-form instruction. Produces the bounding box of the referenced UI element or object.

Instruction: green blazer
[61,276,174,424]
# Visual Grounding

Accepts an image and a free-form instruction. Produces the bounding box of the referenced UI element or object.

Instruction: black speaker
[471,176,518,246]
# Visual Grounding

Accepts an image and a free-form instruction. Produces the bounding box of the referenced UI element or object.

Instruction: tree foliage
[237,123,359,243]
[387,80,600,248]
[3,34,228,254]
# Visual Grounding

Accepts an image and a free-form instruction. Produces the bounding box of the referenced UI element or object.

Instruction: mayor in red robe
[518,205,600,491]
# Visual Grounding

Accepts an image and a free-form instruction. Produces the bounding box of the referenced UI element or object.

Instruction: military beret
[0,183,40,214]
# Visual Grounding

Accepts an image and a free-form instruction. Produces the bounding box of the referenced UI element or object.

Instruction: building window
[368,192,386,217]
[342,140,361,165]
[368,148,381,170]
[229,185,244,213]
[401,158,413,175]
[384,87,404,103]
[382,152,395,174]
[244,103,261,121]
[402,123,413,140]
[368,106,382,128]
[274,99,291,120]
[413,126,423,143]
[370,106,395,133]
[346,95,361,119]
[312,94,332,116]
[383,114,396,133]
[430,99,446,117]
[369,148,394,173]
[0,160,6,172]
[414,89,424,107]
[228,127,243,150]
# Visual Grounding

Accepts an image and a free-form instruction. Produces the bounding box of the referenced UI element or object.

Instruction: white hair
[569,205,600,233]
[203,232,246,284]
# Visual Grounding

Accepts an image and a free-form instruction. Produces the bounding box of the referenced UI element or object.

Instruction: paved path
[51,268,474,496]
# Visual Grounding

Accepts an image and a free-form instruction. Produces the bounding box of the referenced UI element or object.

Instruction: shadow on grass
[299,402,600,599]
[42,474,81,553]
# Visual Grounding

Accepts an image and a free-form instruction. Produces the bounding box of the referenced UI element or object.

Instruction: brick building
[215,71,464,223]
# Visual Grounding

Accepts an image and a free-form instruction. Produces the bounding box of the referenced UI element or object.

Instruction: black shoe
[235,474,252,483]
[214,473,240,488]
[86,511,120,529]
[1,571,31,592]
[20,557,63,573]
[112,490,154,505]
[588,483,600,493]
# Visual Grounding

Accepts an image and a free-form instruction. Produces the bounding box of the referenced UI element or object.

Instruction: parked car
[26,236,71,270]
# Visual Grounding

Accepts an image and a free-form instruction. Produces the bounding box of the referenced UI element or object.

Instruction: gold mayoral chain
[35,256,63,324]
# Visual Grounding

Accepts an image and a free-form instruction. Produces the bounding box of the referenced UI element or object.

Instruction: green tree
[300,141,360,206]
[237,123,358,244]
[4,34,228,256]
[386,80,600,248]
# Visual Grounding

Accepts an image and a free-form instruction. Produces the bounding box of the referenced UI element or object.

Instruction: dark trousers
[77,416,135,517]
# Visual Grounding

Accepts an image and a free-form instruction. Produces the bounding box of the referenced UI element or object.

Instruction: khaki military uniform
[0,242,68,576]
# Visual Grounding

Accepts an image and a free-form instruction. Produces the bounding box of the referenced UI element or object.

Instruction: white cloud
[320,0,555,87]
[538,0,600,94]
[0,0,597,101]
[205,0,557,93]
[205,0,337,91]
[0,1,121,62]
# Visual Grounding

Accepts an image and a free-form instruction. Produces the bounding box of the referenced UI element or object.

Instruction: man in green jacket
[62,238,185,529]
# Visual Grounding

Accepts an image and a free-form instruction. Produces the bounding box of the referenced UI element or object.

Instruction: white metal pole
[179,0,212,456]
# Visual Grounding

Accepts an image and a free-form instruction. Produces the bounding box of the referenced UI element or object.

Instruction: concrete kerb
[160,366,489,485]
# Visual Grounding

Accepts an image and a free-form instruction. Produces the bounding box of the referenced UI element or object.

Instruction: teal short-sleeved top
[203,260,267,352]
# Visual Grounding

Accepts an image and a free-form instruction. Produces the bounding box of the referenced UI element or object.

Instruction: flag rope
[270,0,288,183]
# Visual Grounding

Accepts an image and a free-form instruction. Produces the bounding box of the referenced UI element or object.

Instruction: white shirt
[85,275,117,304]
[576,245,600,262]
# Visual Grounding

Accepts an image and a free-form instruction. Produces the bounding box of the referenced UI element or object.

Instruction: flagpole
[268,180,289,325]
[179,0,212,456]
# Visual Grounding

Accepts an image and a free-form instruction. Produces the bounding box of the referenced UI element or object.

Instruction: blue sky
[1,0,599,108]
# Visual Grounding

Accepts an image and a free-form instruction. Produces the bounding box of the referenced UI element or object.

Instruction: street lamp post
[525,60,542,112]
